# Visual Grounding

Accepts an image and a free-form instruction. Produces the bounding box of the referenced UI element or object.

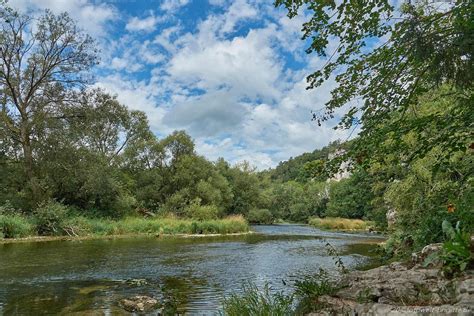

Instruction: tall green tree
[276,0,473,163]
[0,3,97,203]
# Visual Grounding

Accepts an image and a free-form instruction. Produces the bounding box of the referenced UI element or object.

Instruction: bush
[110,193,137,218]
[33,200,69,236]
[0,201,16,215]
[0,214,34,238]
[222,282,294,316]
[289,202,310,222]
[247,209,273,224]
[184,201,219,221]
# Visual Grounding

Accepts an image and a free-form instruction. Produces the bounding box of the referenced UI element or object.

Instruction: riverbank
[307,263,473,315]
[0,215,250,242]
[0,231,253,244]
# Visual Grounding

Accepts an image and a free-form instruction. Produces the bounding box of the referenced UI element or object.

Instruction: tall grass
[222,283,294,316]
[68,215,249,236]
[0,214,35,238]
[308,217,372,231]
[222,269,340,315]
[0,214,249,239]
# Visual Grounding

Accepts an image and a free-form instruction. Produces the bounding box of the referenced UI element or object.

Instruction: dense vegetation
[272,0,473,257]
[0,0,472,263]
[0,3,259,237]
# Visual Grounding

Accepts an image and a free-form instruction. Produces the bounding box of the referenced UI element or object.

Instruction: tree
[34,90,150,216]
[0,3,97,203]
[161,130,195,167]
[276,0,473,162]
[67,89,153,165]
[326,169,374,219]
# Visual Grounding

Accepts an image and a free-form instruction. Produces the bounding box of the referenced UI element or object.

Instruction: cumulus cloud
[126,13,163,32]
[167,26,282,101]
[10,0,118,37]
[160,0,190,12]
[16,0,352,169]
[163,90,250,137]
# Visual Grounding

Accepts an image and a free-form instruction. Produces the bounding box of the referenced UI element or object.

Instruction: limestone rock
[386,208,397,228]
[120,295,158,313]
[307,250,474,316]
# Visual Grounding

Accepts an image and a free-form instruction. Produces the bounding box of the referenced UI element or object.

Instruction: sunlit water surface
[0,225,383,315]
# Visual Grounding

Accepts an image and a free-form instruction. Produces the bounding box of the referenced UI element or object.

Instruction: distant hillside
[267,140,346,182]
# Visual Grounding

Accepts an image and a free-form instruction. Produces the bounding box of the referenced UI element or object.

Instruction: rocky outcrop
[386,208,397,229]
[120,295,158,313]
[309,261,473,315]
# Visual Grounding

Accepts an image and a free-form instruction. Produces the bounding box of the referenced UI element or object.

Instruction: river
[0,224,383,315]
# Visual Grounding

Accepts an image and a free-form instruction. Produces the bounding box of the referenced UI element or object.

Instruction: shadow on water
[0,225,383,314]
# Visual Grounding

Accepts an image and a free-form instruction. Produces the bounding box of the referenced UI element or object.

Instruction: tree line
[1,1,472,254]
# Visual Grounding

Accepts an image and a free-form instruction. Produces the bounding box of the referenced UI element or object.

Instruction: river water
[0,225,383,315]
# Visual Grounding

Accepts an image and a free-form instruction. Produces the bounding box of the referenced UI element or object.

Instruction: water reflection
[0,225,383,314]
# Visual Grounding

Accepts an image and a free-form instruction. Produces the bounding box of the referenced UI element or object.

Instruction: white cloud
[167,25,282,101]
[86,0,351,169]
[10,0,118,37]
[220,0,257,34]
[95,75,168,133]
[160,0,190,12]
[126,13,163,32]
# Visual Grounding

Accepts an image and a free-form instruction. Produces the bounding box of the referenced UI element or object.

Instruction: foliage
[222,282,294,316]
[33,201,69,236]
[247,209,273,224]
[276,0,473,163]
[0,3,98,206]
[294,268,339,314]
[0,214,34,238]
[0,215,249,239]
[326,169,374,219]
[268,141,342,182]
[0,201,15,215]
[440,220,472,276]
[384,147,473,250]
[184,200,219,221]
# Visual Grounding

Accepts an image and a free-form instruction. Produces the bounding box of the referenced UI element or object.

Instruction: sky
[11,0,354,170]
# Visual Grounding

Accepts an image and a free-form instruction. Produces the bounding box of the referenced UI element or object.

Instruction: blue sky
[12,0,353,169]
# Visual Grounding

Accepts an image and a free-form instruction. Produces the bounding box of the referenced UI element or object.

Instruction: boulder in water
[120,295,158,313]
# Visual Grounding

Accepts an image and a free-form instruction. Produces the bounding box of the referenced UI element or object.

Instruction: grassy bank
[308,217,373,231]
[0,214,249,240]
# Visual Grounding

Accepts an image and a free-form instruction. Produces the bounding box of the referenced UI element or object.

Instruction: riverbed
[0,224,383,315]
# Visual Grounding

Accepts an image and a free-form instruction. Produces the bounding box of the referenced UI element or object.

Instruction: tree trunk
[20,122,40,206]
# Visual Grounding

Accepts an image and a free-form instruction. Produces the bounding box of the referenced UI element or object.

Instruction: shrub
[0,214,34,238]
[0,201,16,215]
[288,202,310,222]
[222,282,294,316]
[440,220,472,276]
[247,209,273,224]
[184,201,219,221]
[110,193,137,218]
[33,200,69,236]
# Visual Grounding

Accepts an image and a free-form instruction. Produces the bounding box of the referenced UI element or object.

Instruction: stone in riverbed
[120,295,158,313]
